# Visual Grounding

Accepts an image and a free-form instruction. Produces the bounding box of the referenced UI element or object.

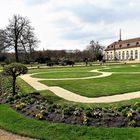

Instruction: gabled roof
[105,37,140,51]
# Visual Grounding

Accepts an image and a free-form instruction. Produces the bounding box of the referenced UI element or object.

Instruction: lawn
[100,64,140,72]
[31,64,140,97]
[32,71,100,79]
[17,77,140,108]
[41,73,140,97]
[1,64,140,140]
[28,65,100,74]
[0,104,140,140]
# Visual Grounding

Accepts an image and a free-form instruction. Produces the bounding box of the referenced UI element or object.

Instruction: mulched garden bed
[0,92,140,128]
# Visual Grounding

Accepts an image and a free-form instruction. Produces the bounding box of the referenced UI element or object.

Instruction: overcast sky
[0,0,140,50]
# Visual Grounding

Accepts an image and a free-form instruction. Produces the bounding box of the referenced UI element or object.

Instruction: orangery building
[105,37,140,61]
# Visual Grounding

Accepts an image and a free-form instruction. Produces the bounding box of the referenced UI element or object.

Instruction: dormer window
[127,43,130,46]
[111,46,113,48]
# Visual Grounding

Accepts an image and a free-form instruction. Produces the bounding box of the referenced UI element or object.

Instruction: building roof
[105,37,140,51]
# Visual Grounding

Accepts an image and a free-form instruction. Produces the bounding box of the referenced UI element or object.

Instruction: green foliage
[2,63,28,95]
[1,105,140,140]
[15,102,26,110]
[0,74,12,94]
[2,63,28,77]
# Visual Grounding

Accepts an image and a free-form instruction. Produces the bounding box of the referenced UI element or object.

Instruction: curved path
[0,129,34,140]
[20,70,140,103]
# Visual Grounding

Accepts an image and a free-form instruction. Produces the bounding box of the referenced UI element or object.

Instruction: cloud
[24,0,49,5]
[0,0,140,50]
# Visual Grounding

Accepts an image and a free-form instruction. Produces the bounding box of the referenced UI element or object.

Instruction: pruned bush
[2,63,28,95]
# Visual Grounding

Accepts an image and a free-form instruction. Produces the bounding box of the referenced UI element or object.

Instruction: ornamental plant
[16,102,26,110]
[2,63,28,95]
[35,113,44,120]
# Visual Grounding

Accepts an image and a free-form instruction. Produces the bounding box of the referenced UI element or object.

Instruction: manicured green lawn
[101,64,140,72]
[28,66,100,74]
[41,73,140,97]
[18,77,140,108]
[32,71,100,79]
[0,104,140,140]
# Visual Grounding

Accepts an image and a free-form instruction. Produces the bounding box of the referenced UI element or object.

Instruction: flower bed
[0,91,140,127]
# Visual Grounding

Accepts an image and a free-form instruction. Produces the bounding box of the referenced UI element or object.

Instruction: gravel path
[20,69,140,103]
[0,129,34,140]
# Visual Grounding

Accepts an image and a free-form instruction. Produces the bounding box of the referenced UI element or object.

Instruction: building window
[130,50,133,59]
[127,43,130,46]
[115,52,118,60]
[110,52,113,60]
[126,51,129,59]
[119,45,122,47]
[135,50,138,59]
[122,51,125,60]
[136,42,139,45]
[119,51,121,60]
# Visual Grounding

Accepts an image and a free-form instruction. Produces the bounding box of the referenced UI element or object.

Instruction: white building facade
[105,37,140,61]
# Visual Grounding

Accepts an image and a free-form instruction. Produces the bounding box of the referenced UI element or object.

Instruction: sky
[0,0,140,50]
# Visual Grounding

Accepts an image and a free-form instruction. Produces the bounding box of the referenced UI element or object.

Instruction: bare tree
[87,40,104,61]
[0,29,7,53]
[5,15,38,62]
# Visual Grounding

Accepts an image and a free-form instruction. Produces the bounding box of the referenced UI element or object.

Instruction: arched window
[130,50,133,59]
[119,51,121,60]
[135,50,138,59]
[126,51,129,59]
[122,51,125,60]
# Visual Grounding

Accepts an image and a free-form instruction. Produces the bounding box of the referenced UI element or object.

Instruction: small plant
[35,113,44,120]
[121,107,130,117]
[127,112,133,119]
[83,114,90,125]
[132,102,140,110]
[129,120,136,127]
[73,107,81,116]
[83,114,88,125]
[93,111,102,118]
[84,108,92,117]
[136,107,140,113]
[62,106,75,115]
[16,102,26,110]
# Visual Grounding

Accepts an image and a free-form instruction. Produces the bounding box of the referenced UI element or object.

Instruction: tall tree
[0,29,7,53]
[5,15,38,62]
[87,40,104,61]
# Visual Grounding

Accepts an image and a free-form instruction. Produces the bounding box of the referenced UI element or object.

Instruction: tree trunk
[12,76,16,95]
[15,42,19,62]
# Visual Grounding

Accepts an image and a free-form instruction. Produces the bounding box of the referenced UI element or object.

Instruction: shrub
[16,102,26,110]
[136,107,140,113]
[35,113,44,120]
[129,120,136,127]
[62,106,75,115]
[127,112,133,120]
[2,63,28,95]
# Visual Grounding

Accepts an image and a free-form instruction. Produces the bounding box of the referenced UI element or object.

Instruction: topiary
[2,63,28,95]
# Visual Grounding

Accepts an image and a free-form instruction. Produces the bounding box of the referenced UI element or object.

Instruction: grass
[41,73,140,97]
[17,77,140,109]
[101,64,140,72]
[32,64,140,97]
[17,78,35,93]
[32,71,100,79]
[28,66,100,74]
[0,104,140,140]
